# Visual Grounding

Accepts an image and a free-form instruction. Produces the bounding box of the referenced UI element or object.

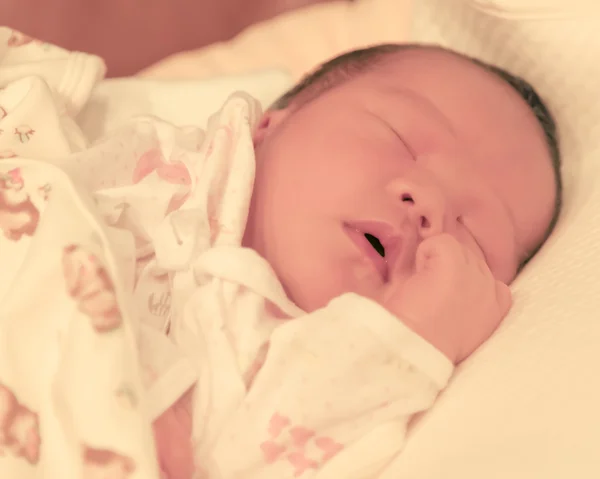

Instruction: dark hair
[270,43,562,267]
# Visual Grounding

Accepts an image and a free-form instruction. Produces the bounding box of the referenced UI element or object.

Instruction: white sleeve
[0,27,106,158]
[206,293,454,479]
[0,27,106,116]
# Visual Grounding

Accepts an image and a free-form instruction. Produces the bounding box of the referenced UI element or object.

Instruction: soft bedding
[138,0,412,81]
[378,1,600,478]
[143,1,600,476]
[2,0,600,475]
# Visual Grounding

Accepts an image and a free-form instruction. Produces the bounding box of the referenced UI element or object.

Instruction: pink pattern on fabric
[289,427,314,449]
[82,446,136,478]
[260,440,286,464]
[314,436,344,462]
[259,413,345,476]
[7,30,35,47]
[0,167,40,241]
[62,244,123,333]
[132,148,191,185]
[0,382,41,464]
[208,213,234,243]
[132,148,192,213]
[267,412,290,438]
[287,451,319,477]
[7,168,24,187]
[0,150,17,159]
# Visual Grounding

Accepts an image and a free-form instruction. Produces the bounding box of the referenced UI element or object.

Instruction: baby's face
[244,49,557,313]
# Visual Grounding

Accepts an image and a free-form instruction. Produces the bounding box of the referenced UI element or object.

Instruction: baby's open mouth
[343,222,394,280]
[364,233,385,257]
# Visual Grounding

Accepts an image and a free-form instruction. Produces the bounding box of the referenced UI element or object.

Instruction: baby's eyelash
[391,130,416,160]
[376,115,415,159]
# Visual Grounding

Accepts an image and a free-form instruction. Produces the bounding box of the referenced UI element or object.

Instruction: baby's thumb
[415,236,442,273]
[495,281,512,318]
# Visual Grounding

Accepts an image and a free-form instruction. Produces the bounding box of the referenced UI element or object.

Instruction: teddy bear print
[82,446,136,479]
[62,244,123,333]
[0,168,40,241]
[0,383,41,465]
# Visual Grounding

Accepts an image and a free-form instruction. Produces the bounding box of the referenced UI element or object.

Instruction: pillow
[78,70,292,142]
[380,2,600,478]
[138,0,412,81]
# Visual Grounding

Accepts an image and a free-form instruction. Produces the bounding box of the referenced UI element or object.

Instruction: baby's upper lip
[345,220,402,279]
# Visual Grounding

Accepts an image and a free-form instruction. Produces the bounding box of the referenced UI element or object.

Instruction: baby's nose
[398,189,446,238]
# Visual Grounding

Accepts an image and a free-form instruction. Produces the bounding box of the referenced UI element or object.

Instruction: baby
[153,44,561,478]
[0,35,560,479]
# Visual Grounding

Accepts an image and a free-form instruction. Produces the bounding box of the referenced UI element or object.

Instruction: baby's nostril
[420,216,430,229]
[401,193,414,203]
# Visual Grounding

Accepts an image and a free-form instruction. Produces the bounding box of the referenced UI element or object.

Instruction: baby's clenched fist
[380,233,512,364]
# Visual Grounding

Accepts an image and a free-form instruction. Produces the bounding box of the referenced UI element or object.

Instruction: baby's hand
[153,388,195,479]
[380,233,512,364]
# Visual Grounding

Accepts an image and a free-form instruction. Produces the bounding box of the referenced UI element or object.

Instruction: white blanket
[0,27,291,479]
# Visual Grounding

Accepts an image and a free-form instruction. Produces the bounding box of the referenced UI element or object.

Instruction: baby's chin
[280,277,334,314]
[281,269,375,314]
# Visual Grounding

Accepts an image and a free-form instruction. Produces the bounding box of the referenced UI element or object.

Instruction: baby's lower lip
[343,224,388,280]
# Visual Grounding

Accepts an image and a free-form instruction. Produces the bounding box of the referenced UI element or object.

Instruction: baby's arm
[205,293,453,479]
[204,234,511,479]
[153,388,195,479]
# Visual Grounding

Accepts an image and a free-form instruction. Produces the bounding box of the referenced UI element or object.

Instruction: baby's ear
[252,108,290,147]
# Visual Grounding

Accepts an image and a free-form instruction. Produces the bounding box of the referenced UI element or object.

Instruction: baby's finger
[495,281,512,318]
[424,234,467,271]
[414,237,440,273]
[472,249,493,276]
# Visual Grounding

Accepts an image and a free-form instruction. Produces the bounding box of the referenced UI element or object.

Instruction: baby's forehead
[357,50,537,139]
[368,48,507,96]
